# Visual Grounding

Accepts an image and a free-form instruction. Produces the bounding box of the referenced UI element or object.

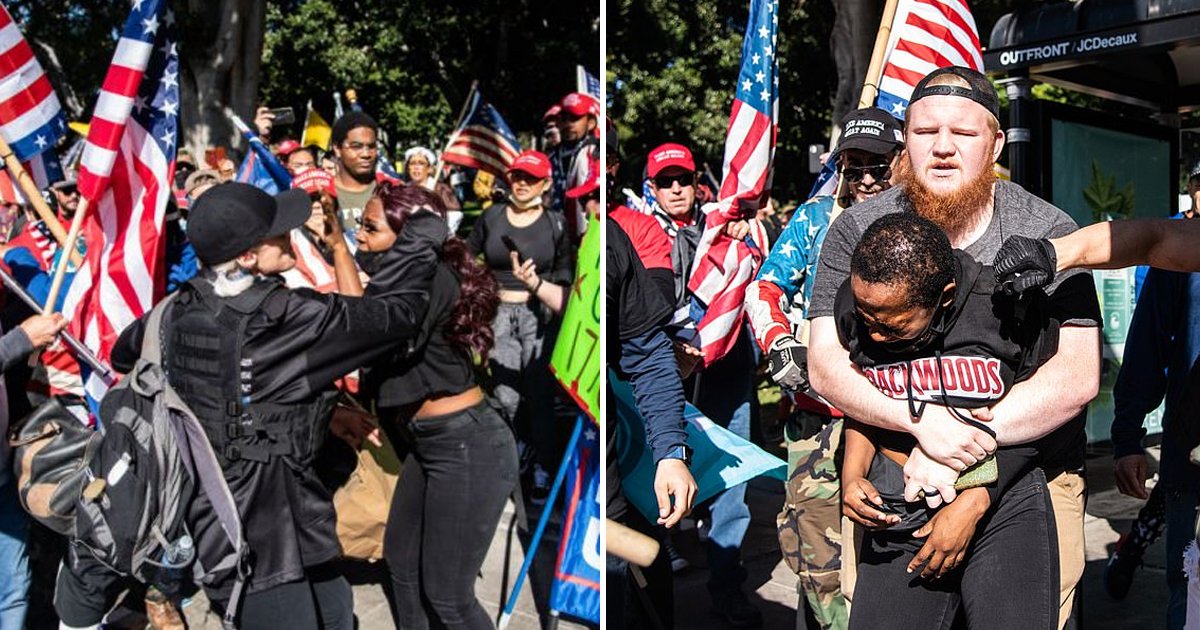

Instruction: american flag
[686,0,778,368]
[576,65,601,101]
[876,0,983,120]
[0,3,68,195]
[63,0,177,404]
[441,87,521,177]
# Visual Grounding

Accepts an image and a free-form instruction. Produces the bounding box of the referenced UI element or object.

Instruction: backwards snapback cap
[907,66,1000,121]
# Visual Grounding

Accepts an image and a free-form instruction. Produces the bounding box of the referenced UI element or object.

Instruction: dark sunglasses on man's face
[653,173,694,189]
[842,164,891,184]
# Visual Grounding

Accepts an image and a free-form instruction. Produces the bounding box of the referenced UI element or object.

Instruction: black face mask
[354,249,386,276]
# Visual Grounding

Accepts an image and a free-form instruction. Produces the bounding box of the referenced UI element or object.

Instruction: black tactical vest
[164,279,338,472]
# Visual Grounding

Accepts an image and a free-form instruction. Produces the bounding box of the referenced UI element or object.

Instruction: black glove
[993,235,1056,295]
[767,335,809,392]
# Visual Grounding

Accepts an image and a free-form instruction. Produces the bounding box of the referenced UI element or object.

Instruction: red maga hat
[560,92,599,118]
[506,150,552,179]
[646,143,695,178]
[292,167,337,197]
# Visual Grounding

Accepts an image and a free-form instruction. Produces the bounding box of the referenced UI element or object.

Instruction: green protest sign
[550,214,601,423]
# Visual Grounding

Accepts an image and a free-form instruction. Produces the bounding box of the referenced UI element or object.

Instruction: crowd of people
[0,88,602,630]
[605,64,1200,630]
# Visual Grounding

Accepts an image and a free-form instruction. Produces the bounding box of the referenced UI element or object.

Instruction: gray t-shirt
[808,180,1100,327]
[336,181,377,232]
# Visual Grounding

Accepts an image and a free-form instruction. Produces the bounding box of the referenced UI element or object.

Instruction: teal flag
[610,373,785,522]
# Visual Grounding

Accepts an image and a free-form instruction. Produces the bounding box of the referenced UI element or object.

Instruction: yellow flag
[300,101,332,151]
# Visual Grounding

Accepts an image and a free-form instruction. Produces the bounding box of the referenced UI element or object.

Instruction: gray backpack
[72,294,250,628]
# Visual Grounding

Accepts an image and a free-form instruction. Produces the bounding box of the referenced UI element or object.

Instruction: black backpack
[11,294,251,629]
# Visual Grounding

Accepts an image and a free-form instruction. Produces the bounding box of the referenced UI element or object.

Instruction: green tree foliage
[608,0,837,201]
[260,0,599,153]
[7,1,130,117]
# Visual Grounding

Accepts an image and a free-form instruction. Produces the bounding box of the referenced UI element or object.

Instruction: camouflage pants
[777,412,847,630]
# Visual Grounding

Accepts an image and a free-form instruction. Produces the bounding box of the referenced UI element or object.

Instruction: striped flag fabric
[441,87,521,177]
[0,4,67,163]
[876,0,983,120]
[686,0,779,367]
[63,0,177,405]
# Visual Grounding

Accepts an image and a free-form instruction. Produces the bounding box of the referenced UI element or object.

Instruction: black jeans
[849,468,1059,630]
[383,401,518,630]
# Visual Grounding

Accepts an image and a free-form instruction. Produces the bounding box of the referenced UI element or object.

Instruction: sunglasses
[842,164,891,183]
[652,173,694,189]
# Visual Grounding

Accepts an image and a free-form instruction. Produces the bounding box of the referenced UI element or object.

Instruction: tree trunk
[830,0,884,127]
[178,0,266,160]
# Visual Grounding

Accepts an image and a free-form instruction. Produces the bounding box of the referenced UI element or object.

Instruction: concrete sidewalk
[668,445,1171,629]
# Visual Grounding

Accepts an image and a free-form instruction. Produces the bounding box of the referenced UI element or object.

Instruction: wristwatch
[662,445,693,466]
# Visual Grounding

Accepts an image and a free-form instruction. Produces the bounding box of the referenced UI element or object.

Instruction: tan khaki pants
[1048,470,1086,629]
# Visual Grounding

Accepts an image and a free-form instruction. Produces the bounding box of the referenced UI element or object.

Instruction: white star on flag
[161,100,178,117]
[761,270,779,283]
[759,25,769,38]
[160,70,177,89]
[755,71,764,83]
[160,130,174,146]
[34,135,46,149]
[742,79,752,91]
[790,268,804,282]
[778,241,796,256]
[585,428,597,441]
[752,53,760,64]
[142,14,158,35]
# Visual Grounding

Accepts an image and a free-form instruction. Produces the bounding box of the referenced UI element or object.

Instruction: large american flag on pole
[876,0,983,120]
[441,87,521,177]
[0,2,68,196]
[63,0,176,403]
[687,0,778,368]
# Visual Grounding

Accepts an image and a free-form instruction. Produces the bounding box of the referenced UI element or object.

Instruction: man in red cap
[276,139,317,176]
[549,92,600,239]
[641,139,764,627]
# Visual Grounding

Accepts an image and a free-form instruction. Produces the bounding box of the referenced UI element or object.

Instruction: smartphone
[501,235,524,263]
[269,107,296,126]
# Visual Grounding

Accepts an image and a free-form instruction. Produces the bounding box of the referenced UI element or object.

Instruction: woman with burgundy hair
[340,181,514,629]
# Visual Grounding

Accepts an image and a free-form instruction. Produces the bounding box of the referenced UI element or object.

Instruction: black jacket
[112,225,439,596]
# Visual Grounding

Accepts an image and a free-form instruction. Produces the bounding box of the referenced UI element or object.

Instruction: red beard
[896,152,996,236]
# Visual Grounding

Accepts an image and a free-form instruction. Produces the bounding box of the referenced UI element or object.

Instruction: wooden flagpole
[435,80,479,186]
[0,135,72,248]
[858,0,902,108]
[41,196,88,315]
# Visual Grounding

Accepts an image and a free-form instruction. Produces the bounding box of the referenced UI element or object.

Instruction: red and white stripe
[63,3,174,404]
[281,229,339,293]
[442,127,520,176]
[75,36,155,203]
[878,0,983,103]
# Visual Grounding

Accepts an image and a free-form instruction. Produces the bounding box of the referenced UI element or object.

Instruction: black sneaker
[711,590,763,628]
[1104,534,1143,600]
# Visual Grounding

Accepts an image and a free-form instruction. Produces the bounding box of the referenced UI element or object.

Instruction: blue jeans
[0,476,29,629]
[691,331,754,597]
[1165,489,1200,630]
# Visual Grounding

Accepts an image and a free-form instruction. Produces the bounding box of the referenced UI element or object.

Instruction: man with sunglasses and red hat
[742,106,902,630]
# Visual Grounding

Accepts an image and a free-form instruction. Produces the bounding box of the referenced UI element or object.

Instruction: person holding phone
[467,149,575,504]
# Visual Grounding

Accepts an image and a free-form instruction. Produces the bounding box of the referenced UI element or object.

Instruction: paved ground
[669,444,1171,629]
[49,444,1174,629]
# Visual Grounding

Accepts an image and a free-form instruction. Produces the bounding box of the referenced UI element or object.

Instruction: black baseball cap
[188,182,310,265]
[835,107,904,158]
[1189,159,1200,180]
[907,66,1000,121]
